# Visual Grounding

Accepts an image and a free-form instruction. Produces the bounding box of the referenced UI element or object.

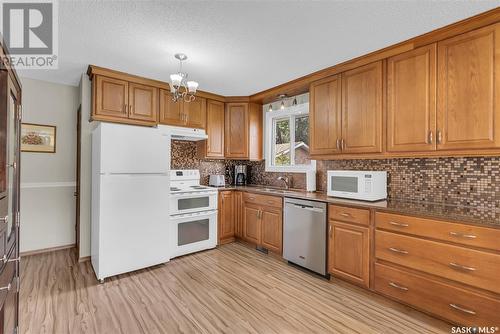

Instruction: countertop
[211,185,500,229]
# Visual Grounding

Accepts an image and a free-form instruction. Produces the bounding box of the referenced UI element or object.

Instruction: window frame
[264,103,316,173]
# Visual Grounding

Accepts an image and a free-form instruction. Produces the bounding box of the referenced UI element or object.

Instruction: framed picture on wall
[21,123,57,153]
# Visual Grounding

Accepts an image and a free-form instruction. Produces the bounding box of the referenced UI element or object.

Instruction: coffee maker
[234,165,247,186]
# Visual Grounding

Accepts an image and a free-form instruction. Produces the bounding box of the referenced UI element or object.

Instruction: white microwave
[327,170,387,201]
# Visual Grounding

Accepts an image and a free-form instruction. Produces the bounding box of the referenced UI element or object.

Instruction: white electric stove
[169,170,218,258]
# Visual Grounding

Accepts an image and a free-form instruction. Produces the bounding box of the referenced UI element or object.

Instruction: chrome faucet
[278,176,290,190]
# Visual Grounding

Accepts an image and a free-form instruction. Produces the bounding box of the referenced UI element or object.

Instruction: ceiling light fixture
[170,53,198,103]
[292,98,297,106]
[268,104,273,112]
[278,94,287,110]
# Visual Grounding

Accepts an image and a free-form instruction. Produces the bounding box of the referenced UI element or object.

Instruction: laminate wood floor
[20,242,450,334]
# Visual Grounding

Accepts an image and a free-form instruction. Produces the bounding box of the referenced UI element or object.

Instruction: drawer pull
[449,262,476,272]
[388,247,408,254]
[449,231,477,239]
[449,303,476,315]
[388,221,409,227]
[340,213,351,217]
[0,283,11,292]
[389,282,409,291]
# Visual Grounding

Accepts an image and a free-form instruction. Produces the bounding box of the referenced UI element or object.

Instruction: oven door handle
[170,210,218,220]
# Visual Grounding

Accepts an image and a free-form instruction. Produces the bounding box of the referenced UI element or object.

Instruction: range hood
[169,126,208,141]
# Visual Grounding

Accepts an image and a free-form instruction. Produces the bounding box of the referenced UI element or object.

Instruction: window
[265,103,316,172]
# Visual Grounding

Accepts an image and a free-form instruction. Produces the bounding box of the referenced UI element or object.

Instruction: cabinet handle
[388,221,409,228]
[449,303,476,315]
[389,282,409,291]
[340,212,351,217]
[449,262,476,272]
[124,104,127,113]
[437,130,442,144]
[341,138,345,150]
[129,105,133,114]
[336,138,340,150]
[329,224,332,238]
[428,131,433,144]
[0,216,7,224]
[449,231,476,239]
[0,283,11,292]
[388,247,408,254]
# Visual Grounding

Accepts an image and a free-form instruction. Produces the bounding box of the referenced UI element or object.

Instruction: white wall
[20,78,79,253]
[78,74,96,259]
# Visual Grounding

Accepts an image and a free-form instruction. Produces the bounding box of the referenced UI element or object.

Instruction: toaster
[209,174,225,187]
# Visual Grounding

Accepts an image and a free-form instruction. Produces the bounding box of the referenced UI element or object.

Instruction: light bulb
[187,81,199,93]
[268,104,272,112]
[280,100,285,110]
[170,73,182,88]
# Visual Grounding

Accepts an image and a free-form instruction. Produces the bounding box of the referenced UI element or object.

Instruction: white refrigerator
[91,123,171,281]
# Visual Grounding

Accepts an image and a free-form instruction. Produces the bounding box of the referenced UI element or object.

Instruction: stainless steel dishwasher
[283,197,327,276]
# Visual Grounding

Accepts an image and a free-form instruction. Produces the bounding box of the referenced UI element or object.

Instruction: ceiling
[18,1,500,96]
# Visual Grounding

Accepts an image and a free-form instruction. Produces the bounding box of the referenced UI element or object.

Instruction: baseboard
[20,244,75,257]
[78,256,90,262]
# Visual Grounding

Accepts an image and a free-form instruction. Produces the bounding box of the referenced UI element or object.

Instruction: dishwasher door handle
[291,204,324,213]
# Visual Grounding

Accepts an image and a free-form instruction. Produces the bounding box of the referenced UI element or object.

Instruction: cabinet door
[387,45,437,152]
[243,202,260,244]
[218,191,235,244]
[206,100,225,157]
[310,75,342,155]
[341,61,383,153]
[437,24,500,150]
[328,221,370,288]
[185,97,207,129]
[261,206,282,254]
[95,76,128,119]
[225,103,248,158]
[234,191,243,238]
[128,83,158,123]
[159,89,184,126]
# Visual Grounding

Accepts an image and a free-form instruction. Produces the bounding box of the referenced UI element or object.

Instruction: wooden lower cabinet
[260,207,283,254]
[234,192,243,238]
[241,194,283,254]
[218,191,235,245]
[243,203,261,245]
[374,211,500,326]
[328,205,370,288]
[375,263,500,327]
[328,221,370,288]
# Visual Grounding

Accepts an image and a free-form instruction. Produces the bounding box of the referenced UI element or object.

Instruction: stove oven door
[169,191,217,215]
[171,210,217,258]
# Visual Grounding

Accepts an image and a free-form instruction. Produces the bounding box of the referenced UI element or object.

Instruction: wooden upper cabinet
[205,100,225,158]
[342,61,383,153]
[310,75,342,155]
[159,89,184,126]
[387,44,437,152]
[437,23,500,150]
[128,83,158,123]
[184,97,207,129]
[95,76,128,119]
[225,103,249,158]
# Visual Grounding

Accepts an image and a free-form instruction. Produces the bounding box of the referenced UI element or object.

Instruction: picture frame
[21,123,57,153]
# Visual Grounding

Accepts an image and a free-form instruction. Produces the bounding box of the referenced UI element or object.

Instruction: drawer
[375,230,500,293]
[376,211,500,251]
[329,205,370,226]
[0,246,16,307]
[243,192,282,208]
[374,263,500,327]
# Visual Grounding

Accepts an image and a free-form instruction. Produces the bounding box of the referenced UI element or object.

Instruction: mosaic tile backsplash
[171,140,500,209]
